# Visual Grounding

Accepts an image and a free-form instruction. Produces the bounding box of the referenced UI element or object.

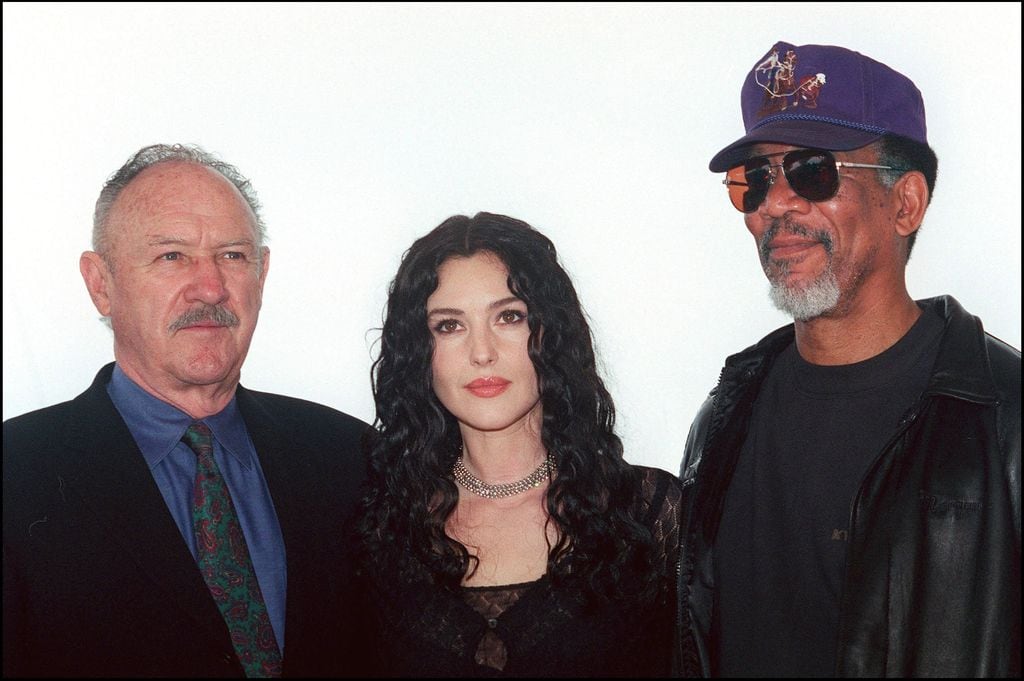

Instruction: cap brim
[708,120,883,172]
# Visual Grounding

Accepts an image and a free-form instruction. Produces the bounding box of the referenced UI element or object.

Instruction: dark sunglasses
[723,148,897,213]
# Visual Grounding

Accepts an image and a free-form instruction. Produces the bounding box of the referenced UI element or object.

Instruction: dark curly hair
[355,212,659,605]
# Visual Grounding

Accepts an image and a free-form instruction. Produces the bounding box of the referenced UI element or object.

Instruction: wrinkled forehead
[108,162,258,238]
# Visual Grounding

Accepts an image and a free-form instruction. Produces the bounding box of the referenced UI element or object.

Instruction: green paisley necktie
[183,422,282,678]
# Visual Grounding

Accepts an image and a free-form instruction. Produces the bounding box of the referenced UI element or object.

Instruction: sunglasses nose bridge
[760,159,811,214]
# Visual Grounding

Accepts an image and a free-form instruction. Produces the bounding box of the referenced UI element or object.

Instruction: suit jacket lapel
[57,365,232,647]
[237,388,330,652]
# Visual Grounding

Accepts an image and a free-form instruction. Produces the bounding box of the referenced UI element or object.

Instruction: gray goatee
[760,221,839,321]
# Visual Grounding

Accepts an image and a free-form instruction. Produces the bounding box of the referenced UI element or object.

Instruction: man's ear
[80,251,114,317]
[893,171,929,238]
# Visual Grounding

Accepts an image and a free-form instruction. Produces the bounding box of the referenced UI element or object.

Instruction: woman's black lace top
[364,465,683,677]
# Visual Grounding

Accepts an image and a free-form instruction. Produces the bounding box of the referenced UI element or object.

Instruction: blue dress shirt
[107,365,287,652]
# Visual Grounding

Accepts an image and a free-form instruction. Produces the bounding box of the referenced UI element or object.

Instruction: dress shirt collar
[107,364,255,470]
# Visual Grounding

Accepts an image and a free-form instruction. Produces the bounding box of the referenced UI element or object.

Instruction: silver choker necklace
[452,453,555,499]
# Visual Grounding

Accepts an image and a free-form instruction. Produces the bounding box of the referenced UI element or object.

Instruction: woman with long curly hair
[354,212,683,676]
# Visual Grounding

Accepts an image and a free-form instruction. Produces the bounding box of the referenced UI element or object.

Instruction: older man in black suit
[3,144,369,677]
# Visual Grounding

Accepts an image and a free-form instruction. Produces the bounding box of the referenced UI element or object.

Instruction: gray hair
[872,134,938,259]
[92,144,267,264]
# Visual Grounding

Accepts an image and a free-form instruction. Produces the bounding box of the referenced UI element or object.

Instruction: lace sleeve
[637,465,685,579]
[635,466,686,677]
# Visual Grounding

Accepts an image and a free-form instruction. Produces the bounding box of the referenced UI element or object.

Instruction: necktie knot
[182,422,214,457]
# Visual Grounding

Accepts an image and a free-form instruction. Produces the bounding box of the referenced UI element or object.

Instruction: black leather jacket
[677,296,1021,677]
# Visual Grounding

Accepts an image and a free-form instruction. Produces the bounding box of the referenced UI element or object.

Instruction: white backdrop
[3,3,1021,475]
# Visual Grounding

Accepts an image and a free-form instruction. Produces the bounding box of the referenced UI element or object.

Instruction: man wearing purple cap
[677,42,1020,677]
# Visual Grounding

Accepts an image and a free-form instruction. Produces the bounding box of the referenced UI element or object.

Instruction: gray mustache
[168,305,239,332]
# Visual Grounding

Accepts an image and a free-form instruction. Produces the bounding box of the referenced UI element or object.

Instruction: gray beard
[760,220,840,321]
[768,270,840,321]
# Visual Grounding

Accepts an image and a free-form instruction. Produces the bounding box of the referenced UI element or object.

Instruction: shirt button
[487,618,498,629]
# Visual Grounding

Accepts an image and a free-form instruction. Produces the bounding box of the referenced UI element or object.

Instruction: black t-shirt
[714,307,944,677]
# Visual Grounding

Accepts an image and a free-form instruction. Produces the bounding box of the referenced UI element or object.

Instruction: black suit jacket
[3,364,370,677]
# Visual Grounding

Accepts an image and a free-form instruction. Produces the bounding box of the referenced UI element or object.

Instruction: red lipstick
[465,376,510,398]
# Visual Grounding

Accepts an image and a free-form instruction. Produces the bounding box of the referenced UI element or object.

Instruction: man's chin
[768,276,840,321]
[177,354,242,388]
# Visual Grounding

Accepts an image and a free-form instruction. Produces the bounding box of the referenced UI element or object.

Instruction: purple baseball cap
[709,41,928,172]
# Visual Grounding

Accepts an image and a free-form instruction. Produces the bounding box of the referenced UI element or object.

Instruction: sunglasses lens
[784,149,839,202]
[726,160,771,213]
[743,160,773,213]
[726,166,749,212]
